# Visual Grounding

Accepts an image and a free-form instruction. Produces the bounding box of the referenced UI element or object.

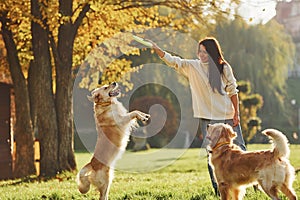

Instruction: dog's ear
[87,93,102,103]
[87,88,99,102]
[229,129,237,138]
[87,94,102,103]
[224,125,236,139]
[220,127,230,141]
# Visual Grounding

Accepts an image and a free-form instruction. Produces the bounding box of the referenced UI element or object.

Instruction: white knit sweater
[161,52,238,120]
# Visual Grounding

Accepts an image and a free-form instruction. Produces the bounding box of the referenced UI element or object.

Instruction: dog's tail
[76,163,92,194]
[262,129,290,158]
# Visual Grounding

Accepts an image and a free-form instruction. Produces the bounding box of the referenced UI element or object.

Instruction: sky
[237,0,277,24]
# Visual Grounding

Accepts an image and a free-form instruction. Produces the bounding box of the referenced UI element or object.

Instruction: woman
[150,37,246,195]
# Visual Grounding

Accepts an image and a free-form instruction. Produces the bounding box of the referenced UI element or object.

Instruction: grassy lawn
[0,145,299,199]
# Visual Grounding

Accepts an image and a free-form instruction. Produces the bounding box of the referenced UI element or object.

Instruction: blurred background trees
[237,81,263,143]
[215,18,296,142]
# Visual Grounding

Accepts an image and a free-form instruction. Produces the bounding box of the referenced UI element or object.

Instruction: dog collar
[211,142,231,152]
[96,101,111,107]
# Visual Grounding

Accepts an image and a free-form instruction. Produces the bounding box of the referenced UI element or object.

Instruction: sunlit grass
[0,145,299,199]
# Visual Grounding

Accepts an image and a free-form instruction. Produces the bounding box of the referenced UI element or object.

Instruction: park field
[0,145,299,199]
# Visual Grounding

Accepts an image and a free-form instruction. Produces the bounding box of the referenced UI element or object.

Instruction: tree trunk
[55,0,77,171]
[55,45,76,171]
[56,58,76,172]
[31,0,59,176]
[55,2,90,172]
[0,15,36,178]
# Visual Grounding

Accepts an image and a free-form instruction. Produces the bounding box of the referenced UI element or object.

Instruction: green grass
[0,145,299,199]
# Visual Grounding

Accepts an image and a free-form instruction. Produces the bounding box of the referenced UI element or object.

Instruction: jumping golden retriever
[206,123,297,200]
[76,82,150,200]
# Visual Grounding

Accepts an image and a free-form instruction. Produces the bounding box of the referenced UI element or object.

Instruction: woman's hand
[230,94,240,127]
[233,112,240,127]
[145,39,165,58]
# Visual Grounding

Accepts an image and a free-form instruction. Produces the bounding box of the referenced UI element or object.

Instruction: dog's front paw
[139,113,150,122]
[131,111,150,122]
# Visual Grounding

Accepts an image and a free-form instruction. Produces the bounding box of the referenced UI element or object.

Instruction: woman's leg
[199,118,219,196]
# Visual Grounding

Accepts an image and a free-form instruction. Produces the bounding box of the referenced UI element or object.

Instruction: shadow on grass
[0,171,75,187]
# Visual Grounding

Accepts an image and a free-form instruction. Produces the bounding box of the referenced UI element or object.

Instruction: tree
[0,13,36,177]
[0,0,239,177]
[238,81,263,143]
[30,0,60,175]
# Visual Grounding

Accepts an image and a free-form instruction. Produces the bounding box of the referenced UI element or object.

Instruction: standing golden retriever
[206,123,297,200]
[76,82,150,200]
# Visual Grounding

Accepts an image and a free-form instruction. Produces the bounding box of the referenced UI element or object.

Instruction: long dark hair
[199,37,226,94]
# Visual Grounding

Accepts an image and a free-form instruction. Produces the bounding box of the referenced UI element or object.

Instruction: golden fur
[76,82,150,200]
[206,123,297,200]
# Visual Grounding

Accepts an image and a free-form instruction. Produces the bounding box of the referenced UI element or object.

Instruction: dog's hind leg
[99,182,110,200]
[76,163,92,194]
[259,181,280,200]
[97,168,113,200]
[280,184,297,200]
[269,186,281,200]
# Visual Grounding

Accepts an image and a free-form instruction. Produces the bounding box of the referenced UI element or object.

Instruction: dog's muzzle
[108,82,120,97]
